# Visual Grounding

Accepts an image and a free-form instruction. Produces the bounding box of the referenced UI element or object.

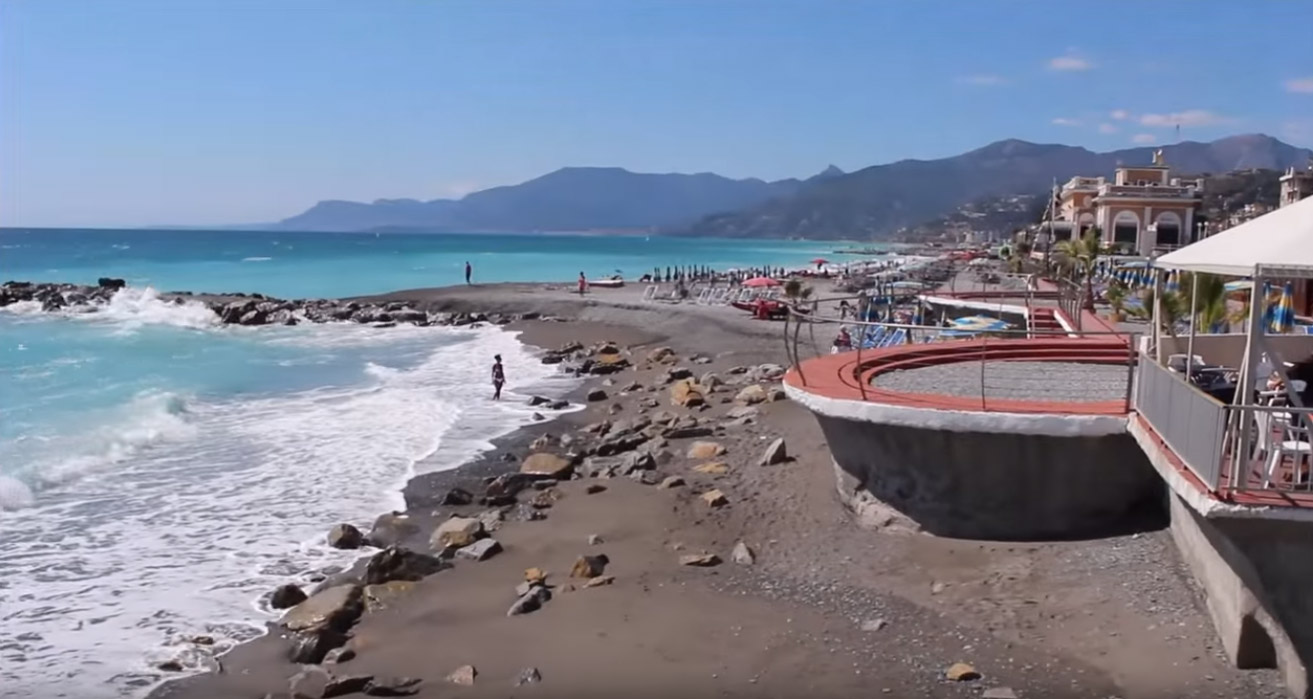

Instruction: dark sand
[149,282,1283,699]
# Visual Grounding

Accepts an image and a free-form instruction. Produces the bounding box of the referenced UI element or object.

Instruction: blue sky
[2,1,1310,228]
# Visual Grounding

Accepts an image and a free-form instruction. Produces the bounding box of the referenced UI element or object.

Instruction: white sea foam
[0,322,576,698]
[91,287,219,331]
[241,256,272,262]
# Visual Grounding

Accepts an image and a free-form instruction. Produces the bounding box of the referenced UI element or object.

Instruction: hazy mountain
[275,167,805,232]
[669,134,1312,240]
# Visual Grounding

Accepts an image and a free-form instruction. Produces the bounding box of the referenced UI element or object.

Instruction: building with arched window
[1053,150,1204,254]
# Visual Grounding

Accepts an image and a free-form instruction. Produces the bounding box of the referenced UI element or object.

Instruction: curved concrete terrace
[785,336,1162,540]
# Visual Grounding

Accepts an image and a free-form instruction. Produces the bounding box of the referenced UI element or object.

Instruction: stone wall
[813,413,1163,540]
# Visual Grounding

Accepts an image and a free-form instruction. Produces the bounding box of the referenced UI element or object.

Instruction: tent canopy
[1154,196,1313,278]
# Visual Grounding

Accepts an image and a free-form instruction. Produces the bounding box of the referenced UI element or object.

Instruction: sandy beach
[146,280,1285,699]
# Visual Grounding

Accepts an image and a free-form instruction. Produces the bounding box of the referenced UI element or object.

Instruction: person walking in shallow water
[491,354,505,400]
[465,261,472,285]
[577,272,587,296]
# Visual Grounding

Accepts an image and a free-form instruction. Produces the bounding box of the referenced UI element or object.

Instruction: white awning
[1155,196,1313,278]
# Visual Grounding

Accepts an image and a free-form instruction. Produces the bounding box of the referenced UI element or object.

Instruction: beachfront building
[1281,162,1313,208]
[1051,149,1204,254]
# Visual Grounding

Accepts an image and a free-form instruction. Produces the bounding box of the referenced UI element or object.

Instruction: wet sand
[148,282,1283,699]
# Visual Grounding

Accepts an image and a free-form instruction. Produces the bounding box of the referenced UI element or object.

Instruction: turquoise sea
[0,228,857,698]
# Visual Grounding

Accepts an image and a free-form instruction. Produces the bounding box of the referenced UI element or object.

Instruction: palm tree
[1184,273,1234,334]
[1054,229,1101,311]
[1139,287,1189,337]
[1104,281,1128,321]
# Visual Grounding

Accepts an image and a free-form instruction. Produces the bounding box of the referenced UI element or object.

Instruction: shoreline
[5,279,1288,698]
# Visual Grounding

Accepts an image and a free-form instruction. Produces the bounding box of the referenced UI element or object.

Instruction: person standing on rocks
[465,261,472,285]
[491,354,505,400]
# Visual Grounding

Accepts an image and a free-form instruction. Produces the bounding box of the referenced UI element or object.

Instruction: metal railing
[782,293,1137,413]
[1133,354,1229,489]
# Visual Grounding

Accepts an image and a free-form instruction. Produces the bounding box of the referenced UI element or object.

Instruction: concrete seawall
[813,412,1164,540]
[1169,492,1313,697]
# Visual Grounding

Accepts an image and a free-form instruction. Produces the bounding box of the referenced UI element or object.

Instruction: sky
[2,1,1311,228]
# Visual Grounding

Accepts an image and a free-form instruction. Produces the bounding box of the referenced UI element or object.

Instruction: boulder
[580,456,623,479]
[436,487,474,506]
[524,567,548,585]
[431,517,484,549]
[621,451,656,474]
[270,583,308,610]
[760,438,788,466]
[686,441,726,459]
[288,628,350,664]
[699,372,722,389]
[693,461,729,476]
[668,379,705,408]
[586,388,609,402]
[752,363,786,381]
[731,541,756,565]
[447,665,478,686]
[97,277,127,290]
[595,433,646,456]
[646,347,675,363]
[586,484,607,494]
[366,512,420,548]
[520,453,573,478]
[570,554,609,578]
[735,385,767,405]
[658,476,685,489]
[665,367,693,382]
[456,538,502,561]
[982,688,1018,699]
[363,546,449,585]
[584,575,615,588]
[327,523,364,549]
[288,667,332,698]
[516,667,544,686]
[663,425,714,439]
[529,433,557,451]
[945,663,980,682]
[507,585,552,616]
[726,405,760,420]
[528,395,551,406]
[323,675,374,698]
[700,489,729,507]
[364,676,422,696]
[281,584,362,631]
[768,388,787,402]
[631,470,661,485]
[324,647,358,664]
[678,553,721,567]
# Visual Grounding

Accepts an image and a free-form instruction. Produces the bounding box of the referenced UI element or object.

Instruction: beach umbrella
[949,316,1010,332]
[1262,281,1276,332]
[742,276,780,288]
[1272,282,1295,333]
[1223,280,1253,294]
[811,257,830,265]
[1164,270,1180,294]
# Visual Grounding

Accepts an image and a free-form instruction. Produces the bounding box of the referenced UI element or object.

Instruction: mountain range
[273,134,1311,239]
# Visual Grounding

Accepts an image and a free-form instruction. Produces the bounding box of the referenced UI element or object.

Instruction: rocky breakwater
[0,280,544,329]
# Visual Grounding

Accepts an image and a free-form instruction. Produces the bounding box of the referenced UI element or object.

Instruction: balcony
[1099,183,1198,199]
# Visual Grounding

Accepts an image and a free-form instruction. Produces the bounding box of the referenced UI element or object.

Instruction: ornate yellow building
[1052,149,1204,254]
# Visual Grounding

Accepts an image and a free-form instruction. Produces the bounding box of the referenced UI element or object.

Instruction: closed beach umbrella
[1164,270,1180,294]
[1272,282,1295,333]
[742,276,780,288]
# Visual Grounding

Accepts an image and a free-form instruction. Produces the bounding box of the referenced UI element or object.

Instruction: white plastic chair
[1264,420,1312,488]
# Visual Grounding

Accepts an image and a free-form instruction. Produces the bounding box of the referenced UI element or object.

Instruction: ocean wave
[0,390,197,511]
[241,256,272,262]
